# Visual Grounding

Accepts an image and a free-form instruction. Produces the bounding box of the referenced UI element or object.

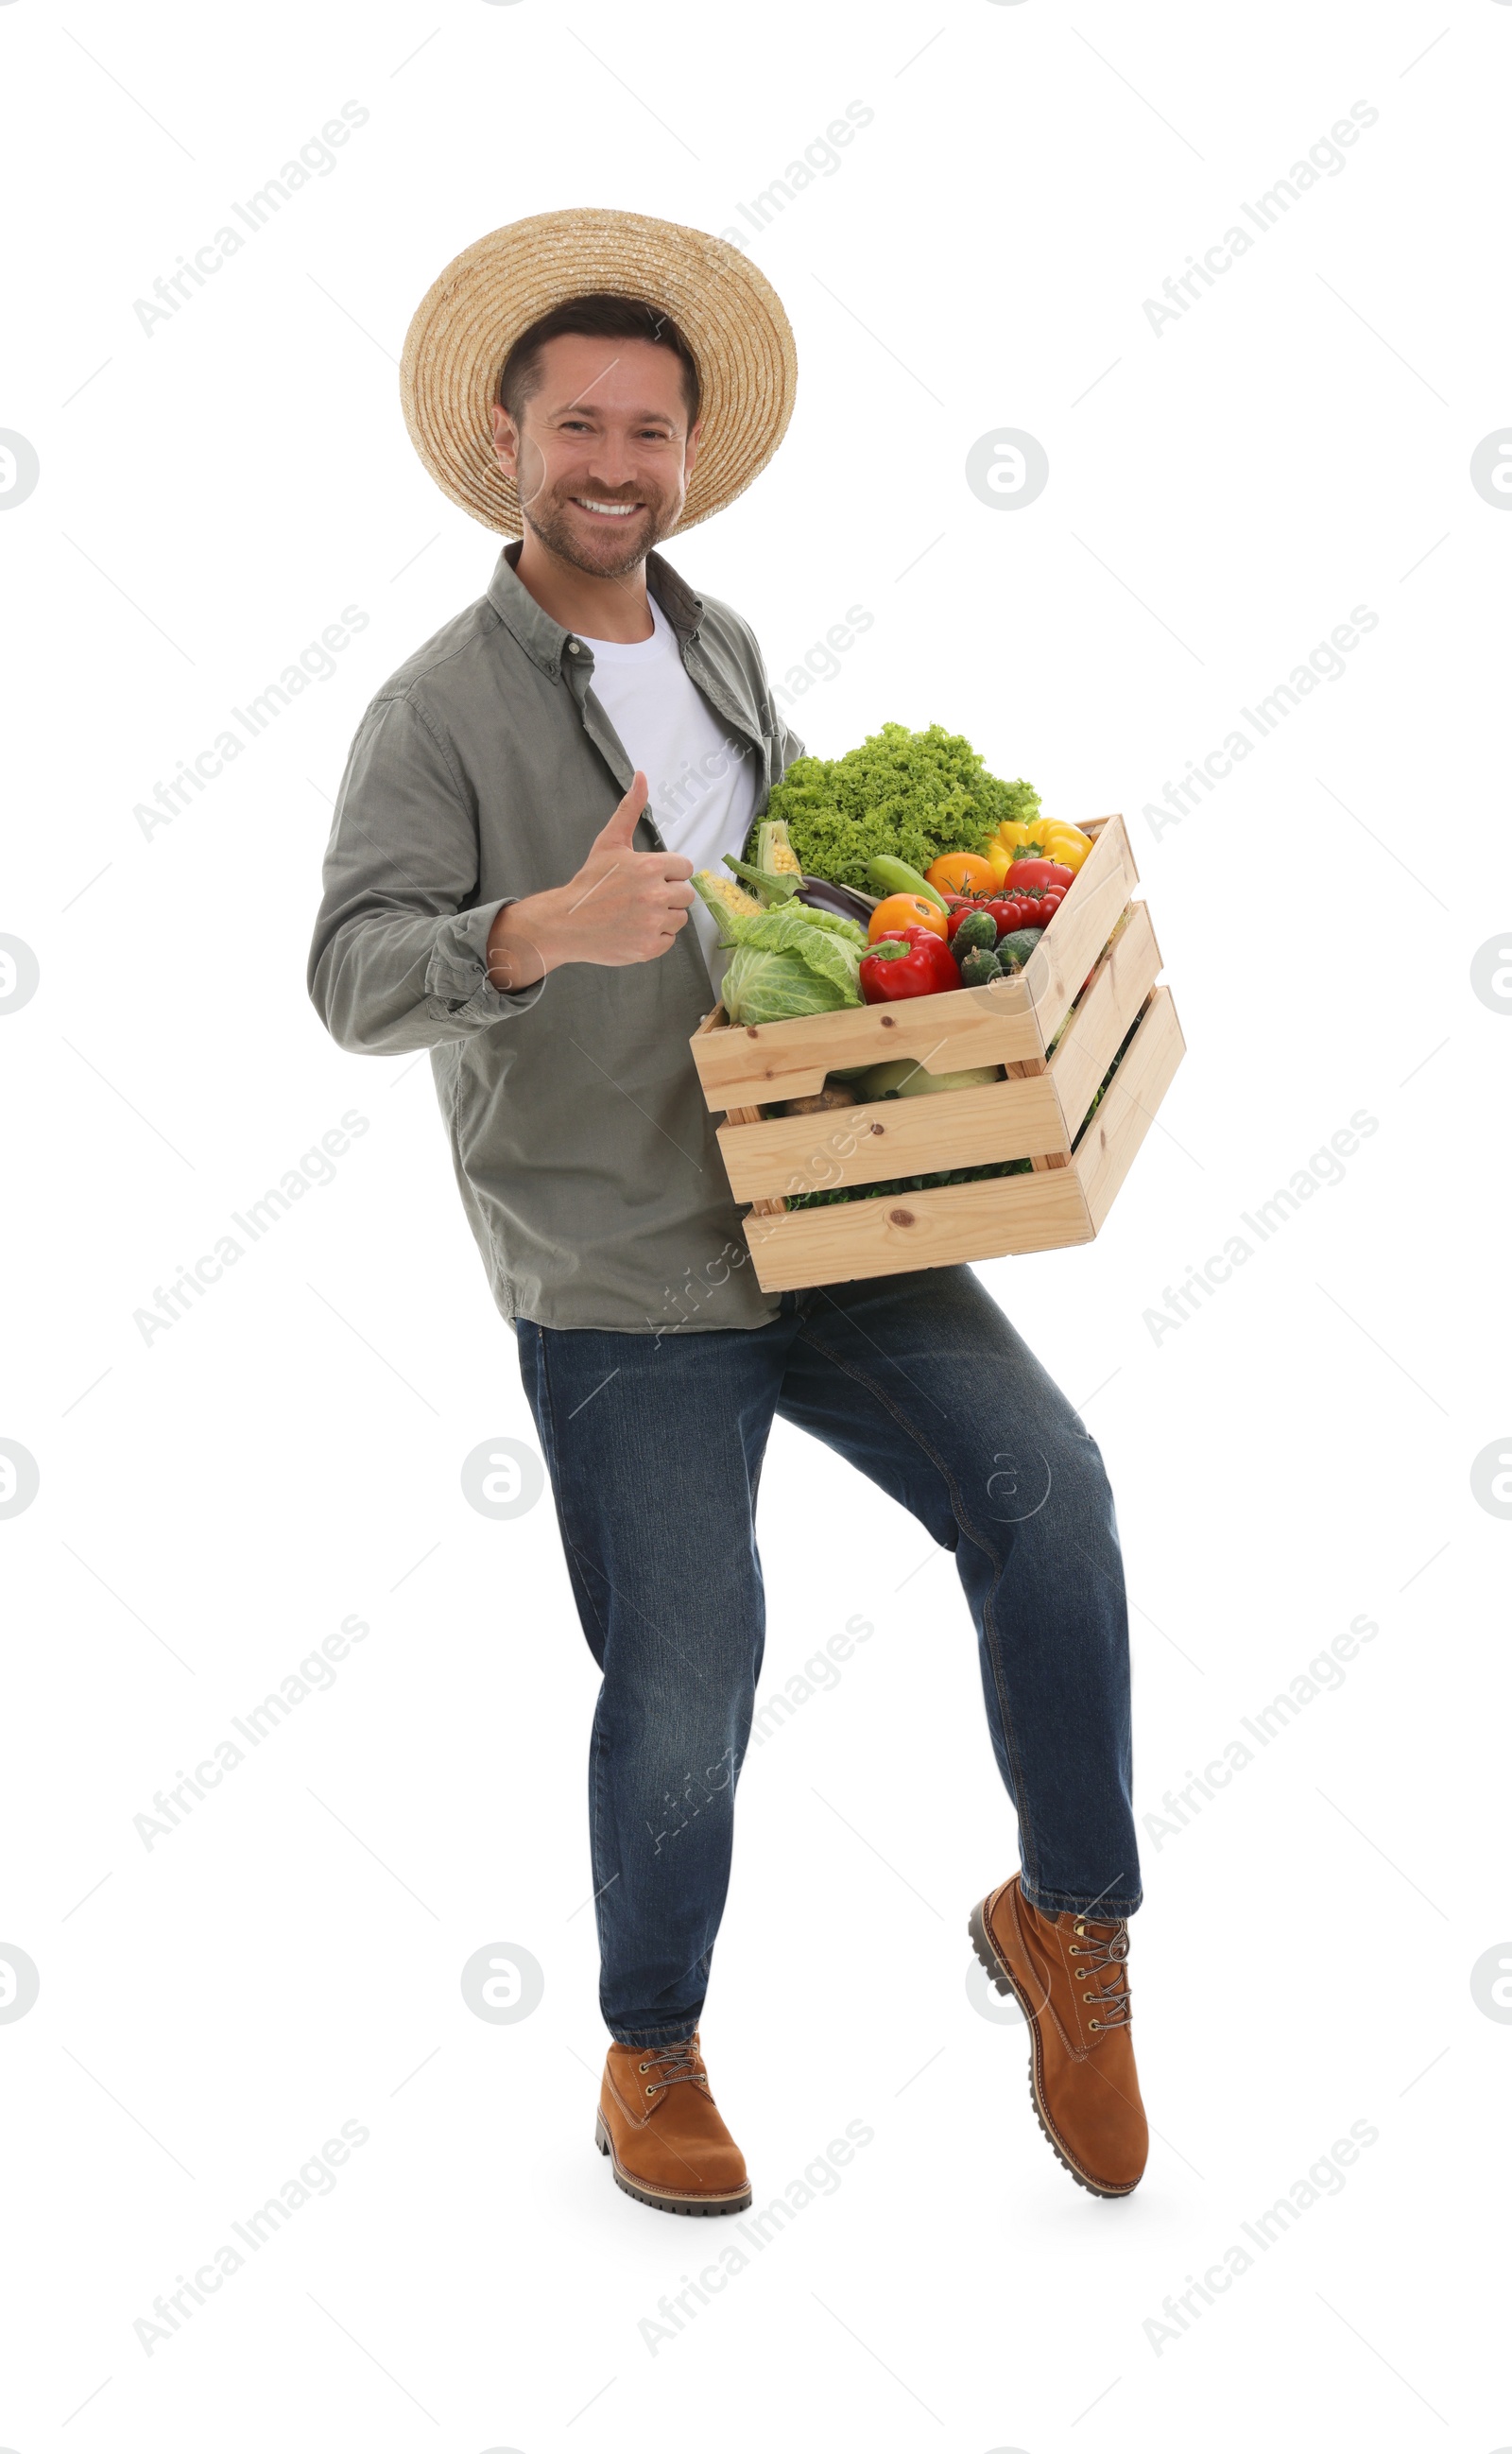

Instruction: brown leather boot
[595,2033,751,2216]
[971,1875,1147,2198]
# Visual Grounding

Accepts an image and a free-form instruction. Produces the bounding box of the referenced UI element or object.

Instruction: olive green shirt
[307,544,801,1332]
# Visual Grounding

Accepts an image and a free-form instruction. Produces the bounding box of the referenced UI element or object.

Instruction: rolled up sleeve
[307,693,545,1055]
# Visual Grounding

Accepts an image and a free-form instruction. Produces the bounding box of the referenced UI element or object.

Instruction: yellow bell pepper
[996,819,1043,856]
[998,817,1093,872]
[986,838,1014,884]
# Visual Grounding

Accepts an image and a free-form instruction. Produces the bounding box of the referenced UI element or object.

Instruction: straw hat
[400,208,797,537]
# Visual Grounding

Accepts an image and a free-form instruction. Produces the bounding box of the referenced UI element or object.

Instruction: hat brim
[400,208,797,537]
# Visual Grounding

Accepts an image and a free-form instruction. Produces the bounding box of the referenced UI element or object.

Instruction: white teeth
[576,498,638,515]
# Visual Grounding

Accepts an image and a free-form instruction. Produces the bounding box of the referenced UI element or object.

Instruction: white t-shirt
[577,596,758,992]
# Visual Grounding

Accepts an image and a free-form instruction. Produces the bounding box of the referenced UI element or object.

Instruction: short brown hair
[497,293,701,427]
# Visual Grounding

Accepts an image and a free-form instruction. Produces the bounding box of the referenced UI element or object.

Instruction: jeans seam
[534,1329,616,1971]
[794,1318,1041,1891]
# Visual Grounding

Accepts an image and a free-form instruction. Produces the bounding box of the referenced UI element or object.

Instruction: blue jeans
[515,1266,1139,2048]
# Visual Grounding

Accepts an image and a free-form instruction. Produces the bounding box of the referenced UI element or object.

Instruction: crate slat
[714,1068,1068,1203]
[741,1162,1095,1292]
[1022,815,1140,1043]
[1047,898,1162,1132]
[690,977,1045,1107]
[1074,987,1187,1231]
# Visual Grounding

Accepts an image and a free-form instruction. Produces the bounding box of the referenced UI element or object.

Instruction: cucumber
[958,945,1003,989]
[952,908,998,955]
[865,855,950,913]
[994,927,1043,973]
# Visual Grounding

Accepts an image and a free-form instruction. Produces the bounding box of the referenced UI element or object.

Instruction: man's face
[490,334,701,579]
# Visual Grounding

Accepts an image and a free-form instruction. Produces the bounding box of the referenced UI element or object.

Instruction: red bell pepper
[859,925,961,1002]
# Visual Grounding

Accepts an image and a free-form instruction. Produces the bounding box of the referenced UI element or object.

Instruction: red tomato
[1005,858,1075,894]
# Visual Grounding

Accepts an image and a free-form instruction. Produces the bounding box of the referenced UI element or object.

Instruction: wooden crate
[689,814,1186,1292]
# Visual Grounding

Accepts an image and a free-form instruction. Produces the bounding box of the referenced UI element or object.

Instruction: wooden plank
[1022,815,1140,1046]
[1004,1057,1066,1170]
[689,977,1046,1109]
[715,1068,1067,1203]
[742,1164,1094,1292]
[1074,988,1187,1233]
[1047,899,1162,1135]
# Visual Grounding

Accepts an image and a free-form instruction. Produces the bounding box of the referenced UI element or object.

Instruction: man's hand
[484,771,696,990]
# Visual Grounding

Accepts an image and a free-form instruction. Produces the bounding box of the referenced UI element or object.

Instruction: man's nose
[582,433,641,491]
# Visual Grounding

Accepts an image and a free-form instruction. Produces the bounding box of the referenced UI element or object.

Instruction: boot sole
[594,2113,752,2216]
[969,1894,1139,2201]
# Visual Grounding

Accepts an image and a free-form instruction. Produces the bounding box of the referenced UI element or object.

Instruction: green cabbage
[764,722,1040,894]
[696,891,864,1025]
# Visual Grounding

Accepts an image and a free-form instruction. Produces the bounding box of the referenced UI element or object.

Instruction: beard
[518,461,684,579]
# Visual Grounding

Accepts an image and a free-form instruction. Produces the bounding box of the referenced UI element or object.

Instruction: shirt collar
[486,540,704,675]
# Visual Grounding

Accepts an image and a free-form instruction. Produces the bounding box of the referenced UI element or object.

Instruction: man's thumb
[593,770,648,848]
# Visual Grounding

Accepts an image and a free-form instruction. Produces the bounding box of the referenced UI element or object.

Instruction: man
[309,208,1146,2215]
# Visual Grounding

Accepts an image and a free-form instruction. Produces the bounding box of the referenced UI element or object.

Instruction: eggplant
[795,874,876,925]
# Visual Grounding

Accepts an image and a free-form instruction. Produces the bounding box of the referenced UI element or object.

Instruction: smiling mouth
[571,496,643,518]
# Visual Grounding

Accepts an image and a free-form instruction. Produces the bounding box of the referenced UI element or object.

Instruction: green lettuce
[764,722,1040,894]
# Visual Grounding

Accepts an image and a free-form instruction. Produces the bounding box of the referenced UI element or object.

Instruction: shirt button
[566,641,580,655]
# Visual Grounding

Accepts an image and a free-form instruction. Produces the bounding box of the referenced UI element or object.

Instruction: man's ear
[490,401,519,475]
[683,414,703,480]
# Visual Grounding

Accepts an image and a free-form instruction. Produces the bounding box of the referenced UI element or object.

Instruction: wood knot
[868,1122,884,1136]
[879,1013,896,1028]
[745,1026,760,1038]
[888,1207,915,1227]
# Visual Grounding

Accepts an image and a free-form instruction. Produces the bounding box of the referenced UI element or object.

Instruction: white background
[2,0,1508,2445]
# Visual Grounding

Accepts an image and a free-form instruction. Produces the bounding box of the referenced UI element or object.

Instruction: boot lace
[1071,1922,1132,2031]
[637,2038,706,2097]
